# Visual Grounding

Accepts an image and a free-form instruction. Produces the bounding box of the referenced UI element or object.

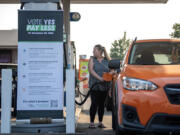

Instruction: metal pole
[62,0,71,69]
[66,69,75,133]
[62,0,76,133]
[1,69,12,133]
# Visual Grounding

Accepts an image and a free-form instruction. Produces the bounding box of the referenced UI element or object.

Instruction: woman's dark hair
[94,44,104,54]
[94,44,110,60]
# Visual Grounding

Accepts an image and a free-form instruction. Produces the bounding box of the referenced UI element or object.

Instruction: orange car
[110,39,180,135]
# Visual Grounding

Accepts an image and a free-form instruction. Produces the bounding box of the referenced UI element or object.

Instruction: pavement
[75,96,166,135]
[75,110,168,135]
[0,104,172,135]
[76,110,113,135]
[75,88,113,135]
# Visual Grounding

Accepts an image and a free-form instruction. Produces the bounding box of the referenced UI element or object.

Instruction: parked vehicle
[110,39,180,135]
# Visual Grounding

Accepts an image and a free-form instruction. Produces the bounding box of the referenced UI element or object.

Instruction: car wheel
[114,84,127,135]
[105,95,113,111]
[114,104,127,135]
[114,91,125,135]
[112,87,116,130]
[112,104,116,130]
[115,117,126,135]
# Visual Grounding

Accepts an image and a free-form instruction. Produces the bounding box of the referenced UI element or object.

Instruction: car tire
[112,104,116,130]
[115,115,126,135]
[112,108,116,130]
[114,84,127,135]
[114,88,125,135]
[105,95,113,111]
[114,103,127,135]
[112,86,116,130]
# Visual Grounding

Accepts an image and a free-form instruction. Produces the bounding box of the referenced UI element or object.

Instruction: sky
[0,0,179,60]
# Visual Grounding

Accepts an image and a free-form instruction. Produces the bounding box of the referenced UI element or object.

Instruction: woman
[88,44,111,128]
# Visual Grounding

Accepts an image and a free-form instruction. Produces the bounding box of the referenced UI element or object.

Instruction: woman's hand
[109,70,116,75]
[99,77,104,82]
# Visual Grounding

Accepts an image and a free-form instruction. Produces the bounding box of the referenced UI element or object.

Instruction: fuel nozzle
[102,72,113,82]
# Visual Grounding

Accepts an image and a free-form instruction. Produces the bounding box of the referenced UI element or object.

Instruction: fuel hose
[75,82,104,106]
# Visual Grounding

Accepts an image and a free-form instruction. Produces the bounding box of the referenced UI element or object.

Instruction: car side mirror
[108,59,121,70]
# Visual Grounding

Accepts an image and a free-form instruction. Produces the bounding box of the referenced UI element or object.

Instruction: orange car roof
[135,39,180,43]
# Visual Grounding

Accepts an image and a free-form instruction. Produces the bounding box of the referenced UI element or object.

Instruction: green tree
[170,23,180,38]
[110,32,131,60]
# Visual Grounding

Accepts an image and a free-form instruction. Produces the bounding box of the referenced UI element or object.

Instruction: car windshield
[129,42,180,65]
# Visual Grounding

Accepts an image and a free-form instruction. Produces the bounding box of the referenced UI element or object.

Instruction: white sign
[17,42,63,111]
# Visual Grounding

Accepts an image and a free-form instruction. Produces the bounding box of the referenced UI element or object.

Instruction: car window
[129,42,180,65]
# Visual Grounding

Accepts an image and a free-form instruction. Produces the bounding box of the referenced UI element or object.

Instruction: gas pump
[15,0,65,133]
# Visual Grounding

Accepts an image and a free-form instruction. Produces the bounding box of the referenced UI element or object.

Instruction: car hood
[124,65,180,83]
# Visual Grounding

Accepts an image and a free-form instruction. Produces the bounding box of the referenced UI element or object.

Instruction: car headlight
[123,77,157,91]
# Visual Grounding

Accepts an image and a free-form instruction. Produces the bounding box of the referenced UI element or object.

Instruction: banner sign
[18,10,63,42]
[79,59,89,89]
[17,10,63,119]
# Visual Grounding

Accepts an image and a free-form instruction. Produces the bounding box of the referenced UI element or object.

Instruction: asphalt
[75,110,166,135]
[0,107,172,135]
[76,110,113,135]
[75,107,171,135]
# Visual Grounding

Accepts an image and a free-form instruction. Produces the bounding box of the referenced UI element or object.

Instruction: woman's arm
[88,57,104,82]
